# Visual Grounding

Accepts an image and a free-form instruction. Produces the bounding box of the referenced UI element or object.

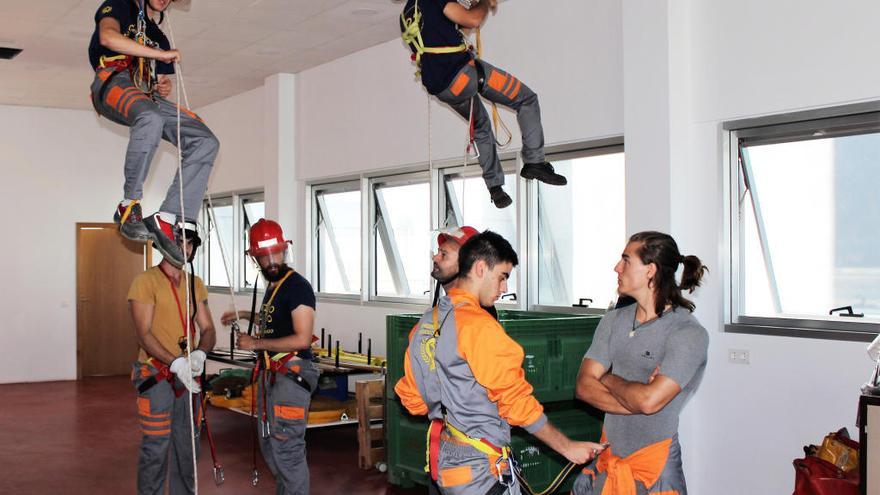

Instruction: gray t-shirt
[584,304,708,458]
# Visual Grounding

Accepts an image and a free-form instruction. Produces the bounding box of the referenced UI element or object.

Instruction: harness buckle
[467,140,480,160]
[213,466,225,486]
[251,469,260,486]
[495,450,516,487]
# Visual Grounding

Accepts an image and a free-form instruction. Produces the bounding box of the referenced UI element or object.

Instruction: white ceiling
[0,0,405,110]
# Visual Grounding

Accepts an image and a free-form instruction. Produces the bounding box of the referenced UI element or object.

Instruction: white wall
[670,1,880,492]
[0,104,180,383]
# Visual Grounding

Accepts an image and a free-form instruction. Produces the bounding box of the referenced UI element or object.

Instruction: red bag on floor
[792,455,859,495]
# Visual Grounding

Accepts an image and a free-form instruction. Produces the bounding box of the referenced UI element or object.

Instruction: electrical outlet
[728,349,750,364]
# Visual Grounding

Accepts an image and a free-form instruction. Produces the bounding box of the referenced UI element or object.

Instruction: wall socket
[728,349,750,364]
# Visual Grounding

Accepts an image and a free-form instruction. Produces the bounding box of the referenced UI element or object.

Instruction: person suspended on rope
[572,232,709,495]
[401,0,566,210]
[128,220,217,495]
[89,0,219,268]
[395,231,606,494]
[220,219,318,495]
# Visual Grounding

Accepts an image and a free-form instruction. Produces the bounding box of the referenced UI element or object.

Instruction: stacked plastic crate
[385,310,604,492]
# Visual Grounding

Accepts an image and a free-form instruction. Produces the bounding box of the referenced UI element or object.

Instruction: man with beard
[220,218,317,495]
[128,220,216,494]
[431,226,499,320]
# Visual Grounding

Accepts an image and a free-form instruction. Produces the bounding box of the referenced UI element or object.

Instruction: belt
[137,358,190,397]
[263,352,312,393]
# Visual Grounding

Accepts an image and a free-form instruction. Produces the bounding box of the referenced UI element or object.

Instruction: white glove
[169,356,202,394]
[190,349,207,376]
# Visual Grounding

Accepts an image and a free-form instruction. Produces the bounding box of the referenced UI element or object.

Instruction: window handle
[500,293,517,301]
[573,298,593,308]
[829,306,864,318]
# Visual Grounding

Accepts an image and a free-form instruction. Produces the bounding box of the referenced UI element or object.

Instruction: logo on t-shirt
[640,350,655,361]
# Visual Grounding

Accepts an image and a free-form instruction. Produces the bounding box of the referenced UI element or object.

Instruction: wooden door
[77,223,151,377]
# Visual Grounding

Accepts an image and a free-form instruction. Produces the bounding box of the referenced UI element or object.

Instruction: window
[204,197,233,288]
[371,174,431,301]
[240,193,265,290]
[305,139,626,311]
[440,163,520,301]
[726,106,880,337]
[313,183,362,295]
[535,146,626,309]
[199,191,264,292]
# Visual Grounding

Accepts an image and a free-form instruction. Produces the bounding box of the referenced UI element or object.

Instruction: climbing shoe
[489,186,512,209]
[113,200,151,242]
[144,212,185,268]
[520,162,568,186]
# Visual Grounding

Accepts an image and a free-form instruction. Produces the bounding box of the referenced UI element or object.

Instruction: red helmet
[247,219,290,257]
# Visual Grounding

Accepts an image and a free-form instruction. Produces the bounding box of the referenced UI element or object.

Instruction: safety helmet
[437,226,479,247]
[247,219,290,257]
[174,220,202,249]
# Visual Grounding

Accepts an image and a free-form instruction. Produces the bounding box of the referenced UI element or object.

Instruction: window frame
[526,139,625,314]
[201,189,264,294]
[723,102,880,342]
[310,180,363,301]
[303,138,626,314]
[369,171,433,305]
[437,159,524,309]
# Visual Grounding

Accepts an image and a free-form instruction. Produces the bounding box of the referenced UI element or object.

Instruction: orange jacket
[394,289,546,445]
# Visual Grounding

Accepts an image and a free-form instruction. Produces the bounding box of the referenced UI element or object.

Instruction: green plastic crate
[386,310,601,403]
[386,399,603,491]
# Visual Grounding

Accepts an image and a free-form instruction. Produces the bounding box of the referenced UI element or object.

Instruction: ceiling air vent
[0,47,22,60]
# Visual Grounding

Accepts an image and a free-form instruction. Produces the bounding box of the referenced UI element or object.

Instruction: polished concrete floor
[0,376,423,494]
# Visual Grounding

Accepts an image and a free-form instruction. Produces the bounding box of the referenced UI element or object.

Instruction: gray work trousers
[131,362,202,495]
[91,69,218,221]
[256,359,319,495]
[435,58,545,189]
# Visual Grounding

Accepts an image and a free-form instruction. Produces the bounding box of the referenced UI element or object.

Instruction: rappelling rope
[164,12,198,495]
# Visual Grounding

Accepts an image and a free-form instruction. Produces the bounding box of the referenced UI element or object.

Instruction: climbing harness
[401,1,469,66]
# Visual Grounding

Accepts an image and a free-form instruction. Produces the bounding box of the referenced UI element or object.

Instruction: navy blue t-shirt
[88,0,173,74]
[258,271,316,360]
[401,0,472,95]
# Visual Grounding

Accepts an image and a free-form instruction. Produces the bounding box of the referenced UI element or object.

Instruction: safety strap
[118,199,139,225]
[265,352,312,393]
[401,1,468,65]
[199,380,225,486]
[138,357,188,398]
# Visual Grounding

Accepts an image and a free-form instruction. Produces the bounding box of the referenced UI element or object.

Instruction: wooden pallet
[356,379,385,470]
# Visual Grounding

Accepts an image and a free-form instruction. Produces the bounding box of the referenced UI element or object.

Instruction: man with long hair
[574,231,709,494]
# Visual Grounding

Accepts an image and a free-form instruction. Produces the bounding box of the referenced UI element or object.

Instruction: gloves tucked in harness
[170,356,202,394]
[190,349,207,376]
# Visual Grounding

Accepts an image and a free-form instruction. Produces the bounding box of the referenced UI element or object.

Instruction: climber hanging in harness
[128,220,217,495]
[220,219,319,495]
[395,231,606,495]
[401,0,567,209]
[88,0,219,267]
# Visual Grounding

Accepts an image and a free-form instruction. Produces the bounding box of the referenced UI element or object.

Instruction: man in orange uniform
[396,231,604,494]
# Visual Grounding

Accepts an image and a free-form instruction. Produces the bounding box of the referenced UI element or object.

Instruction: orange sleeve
[393,324,429,416]
[458,312,544,430]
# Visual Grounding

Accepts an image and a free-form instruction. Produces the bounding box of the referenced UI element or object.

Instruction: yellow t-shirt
[127,266,209,363]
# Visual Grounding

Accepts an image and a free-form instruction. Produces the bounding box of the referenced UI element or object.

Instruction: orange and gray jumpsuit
[395,288,547,494]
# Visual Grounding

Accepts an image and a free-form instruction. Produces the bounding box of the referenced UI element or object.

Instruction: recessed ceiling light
[351,8,379,17]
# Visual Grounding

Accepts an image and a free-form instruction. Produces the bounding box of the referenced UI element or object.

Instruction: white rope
[165,12,198,495]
